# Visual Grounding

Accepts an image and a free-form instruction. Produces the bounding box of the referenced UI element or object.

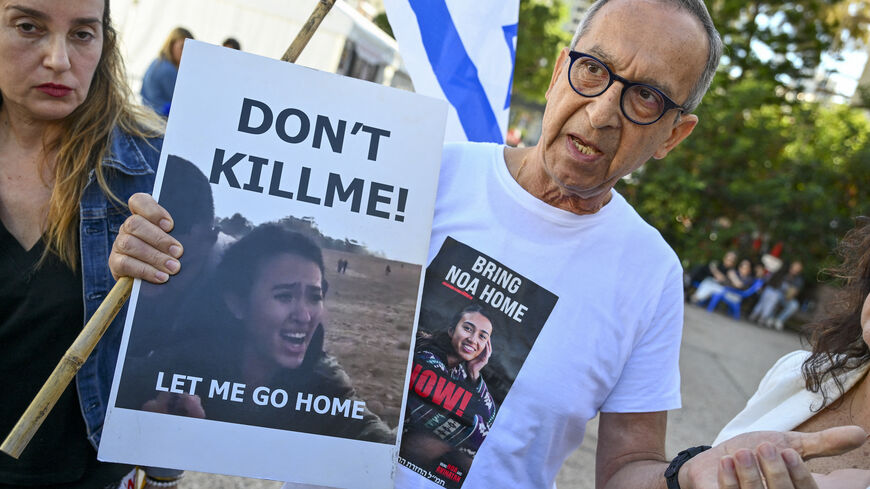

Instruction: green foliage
[708,0,870,92]
[513,0,572,104]
[619,78,870,277]
[614,0,870,282]
[215,214,374,255]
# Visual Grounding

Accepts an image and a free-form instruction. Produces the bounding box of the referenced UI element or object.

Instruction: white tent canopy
[110,0,409,94]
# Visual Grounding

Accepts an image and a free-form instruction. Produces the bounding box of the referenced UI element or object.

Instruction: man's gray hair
[570,0,722,113]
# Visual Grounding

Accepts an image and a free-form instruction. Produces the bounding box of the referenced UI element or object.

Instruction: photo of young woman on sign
[117,223,394,443]
[401,304,498,479]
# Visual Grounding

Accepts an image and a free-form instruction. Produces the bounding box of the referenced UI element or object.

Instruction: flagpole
[0,0,337,459]
[281,0,337,63]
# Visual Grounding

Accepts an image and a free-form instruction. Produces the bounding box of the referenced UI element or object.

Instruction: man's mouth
[570,135,601,155]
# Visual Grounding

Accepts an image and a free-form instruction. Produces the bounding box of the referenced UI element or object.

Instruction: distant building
[852,47,870,108]
[112,0,411,95]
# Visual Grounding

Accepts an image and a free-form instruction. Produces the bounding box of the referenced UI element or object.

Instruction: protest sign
[99,41,447,489]
[398,237,557,488]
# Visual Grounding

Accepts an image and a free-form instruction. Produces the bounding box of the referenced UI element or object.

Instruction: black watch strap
[664,445,711,489]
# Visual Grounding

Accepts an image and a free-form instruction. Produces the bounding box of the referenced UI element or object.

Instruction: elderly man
[110,0,866,488]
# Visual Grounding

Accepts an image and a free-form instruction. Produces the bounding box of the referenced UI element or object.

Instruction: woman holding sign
[0,0,172,486]
[401,304,498,478]
[121,223,395,443]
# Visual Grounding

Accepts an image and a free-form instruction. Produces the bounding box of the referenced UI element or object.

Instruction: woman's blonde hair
[158,27,194,66]
[38,0,165,270]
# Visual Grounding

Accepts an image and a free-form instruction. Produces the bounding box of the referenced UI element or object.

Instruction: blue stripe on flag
[502,23,517,110]
[408,0,504,143]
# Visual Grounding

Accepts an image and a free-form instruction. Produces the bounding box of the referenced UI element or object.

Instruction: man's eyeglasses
[567,51,685,125]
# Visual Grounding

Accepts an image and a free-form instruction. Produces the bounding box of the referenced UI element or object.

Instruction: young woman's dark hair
[802,217,870,408]
[447,303,499,336]
[212,223,328,368]
[216,223,328,298]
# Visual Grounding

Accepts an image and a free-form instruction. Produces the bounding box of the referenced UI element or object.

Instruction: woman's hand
[109,193,183,283]
[718,445,817,489]
[680,426,867,489]
[718,442,870,489]
[467,338,491,381]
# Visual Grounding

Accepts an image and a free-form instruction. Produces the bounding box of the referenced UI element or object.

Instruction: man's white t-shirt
[395,142,684,488]
[283,142,684,489]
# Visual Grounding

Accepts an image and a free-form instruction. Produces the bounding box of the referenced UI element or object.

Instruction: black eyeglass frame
[567,50,686,125]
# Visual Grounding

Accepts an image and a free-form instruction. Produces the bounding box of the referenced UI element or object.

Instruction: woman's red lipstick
[36,83,73,97]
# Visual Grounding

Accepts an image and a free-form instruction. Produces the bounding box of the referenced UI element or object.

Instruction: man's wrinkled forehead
[574,0,708,100]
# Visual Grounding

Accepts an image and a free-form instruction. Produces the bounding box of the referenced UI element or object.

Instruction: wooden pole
[1,0,337,460]
[281,0,337,63]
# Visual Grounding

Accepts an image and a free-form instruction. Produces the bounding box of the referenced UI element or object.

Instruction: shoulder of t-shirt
[608,191,681,269]
[441,142,502,169]
[437,142,503,193]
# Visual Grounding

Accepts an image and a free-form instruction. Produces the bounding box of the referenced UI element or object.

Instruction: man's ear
[653,113,698,160]
[545,47,571,100]
[225,292,245,320]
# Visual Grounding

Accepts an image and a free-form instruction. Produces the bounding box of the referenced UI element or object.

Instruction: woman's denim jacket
[75,128,161,449]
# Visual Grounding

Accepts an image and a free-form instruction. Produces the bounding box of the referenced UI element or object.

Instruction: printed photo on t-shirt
[399,237,558,488]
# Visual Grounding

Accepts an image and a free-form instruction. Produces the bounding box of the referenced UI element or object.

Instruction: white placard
[99,40,447,489]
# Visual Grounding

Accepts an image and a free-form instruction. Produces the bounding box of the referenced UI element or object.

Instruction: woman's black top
[0,224,129,488]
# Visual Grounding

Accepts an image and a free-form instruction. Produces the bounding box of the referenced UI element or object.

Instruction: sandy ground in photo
[320,249,422,429]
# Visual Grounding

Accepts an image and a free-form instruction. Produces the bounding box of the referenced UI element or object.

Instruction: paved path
[179,304,803,489]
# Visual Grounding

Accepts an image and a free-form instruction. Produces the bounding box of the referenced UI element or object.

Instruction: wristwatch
[664,445,711,489]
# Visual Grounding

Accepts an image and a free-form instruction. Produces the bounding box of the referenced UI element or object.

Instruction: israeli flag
[383,0,519,143]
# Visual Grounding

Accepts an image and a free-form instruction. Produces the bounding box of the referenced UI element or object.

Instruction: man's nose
[44,36,72,72]
[586,83,623,129]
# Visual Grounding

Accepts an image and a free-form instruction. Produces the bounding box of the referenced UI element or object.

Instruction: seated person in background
[733,259,756,290]
[692,256,753,304]
[750,260,804,330]
[714,219,870,485]
[690,251,737,302]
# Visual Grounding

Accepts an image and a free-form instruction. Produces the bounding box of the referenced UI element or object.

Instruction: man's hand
[109,193,183,283]
[681,426,867,489]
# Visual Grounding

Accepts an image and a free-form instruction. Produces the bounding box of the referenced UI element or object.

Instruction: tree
[216,213,253,238]
[614,0,870,282]
[708,0,870,94]
[513,0,572,104]
[620,76,870,277]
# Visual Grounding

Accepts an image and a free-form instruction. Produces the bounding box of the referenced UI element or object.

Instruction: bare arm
[596,411,669,489]
[726,269,744,288]
[709,262,726,283]
[596,411,866,489]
